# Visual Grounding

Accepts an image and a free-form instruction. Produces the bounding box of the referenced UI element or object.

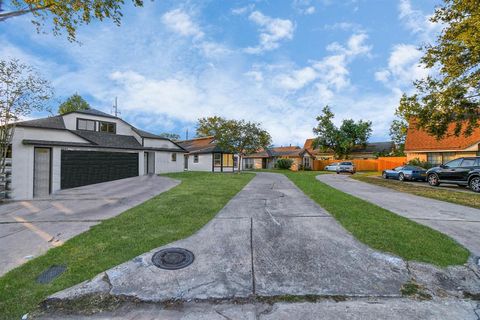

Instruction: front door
[34,147,51,198]
[184,155,189,170]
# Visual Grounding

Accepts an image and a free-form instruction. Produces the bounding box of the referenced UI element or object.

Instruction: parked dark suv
[426,157,480,192]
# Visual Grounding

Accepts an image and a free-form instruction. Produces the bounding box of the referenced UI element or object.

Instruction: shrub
[408,158,434,169]
[276,159,293,169]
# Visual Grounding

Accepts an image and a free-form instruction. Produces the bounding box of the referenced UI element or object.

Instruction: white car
[324,162,340,171]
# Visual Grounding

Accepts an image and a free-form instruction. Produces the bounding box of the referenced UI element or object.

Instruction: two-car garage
[60,150,139,189]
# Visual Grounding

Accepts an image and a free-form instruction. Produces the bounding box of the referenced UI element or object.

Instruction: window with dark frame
[194,155,199,163]
[99,121,116,133]
[77,119,95,131]
[214,153,221,166]
[171,153,177,162]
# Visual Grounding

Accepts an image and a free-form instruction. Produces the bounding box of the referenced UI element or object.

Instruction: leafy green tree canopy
[398,0,480,138]
[0,0,145,41]
[58,93,90,114]
[196,116,272,171]
[313,106,372,159]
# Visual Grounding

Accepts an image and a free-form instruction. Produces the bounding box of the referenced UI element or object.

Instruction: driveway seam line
[250,217,256,297]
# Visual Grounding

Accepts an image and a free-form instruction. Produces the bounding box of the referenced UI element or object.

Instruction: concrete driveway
[0,175,179,276]
[317,174,480,257]
[37,173,480,319]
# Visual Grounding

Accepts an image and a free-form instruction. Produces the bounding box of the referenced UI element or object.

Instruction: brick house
[303,139,394,160]
[243,146,314,170]
[404,122,480,166]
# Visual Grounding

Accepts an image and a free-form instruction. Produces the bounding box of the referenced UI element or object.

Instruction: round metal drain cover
[152,248,194,270]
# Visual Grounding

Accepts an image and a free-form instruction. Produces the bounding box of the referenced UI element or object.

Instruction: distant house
[177,136,238,172]
[303,139,395,159]
[243,146,314,170]
[405,122,480,166]
[9,109,186,200]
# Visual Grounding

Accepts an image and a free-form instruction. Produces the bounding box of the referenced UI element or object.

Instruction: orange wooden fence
[312,157,407,172]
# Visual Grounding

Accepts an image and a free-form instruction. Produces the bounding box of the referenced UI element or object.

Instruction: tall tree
[0,59,53,197]
[312,106,372,159]
[390,95,409,155]
[0,0,145,41]
[196,117,271,172]
[159,132,180,141]
[58,93,90,114]
[398,0,480,138]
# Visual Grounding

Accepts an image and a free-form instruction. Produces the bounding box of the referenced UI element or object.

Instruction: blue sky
[1,0,441,146]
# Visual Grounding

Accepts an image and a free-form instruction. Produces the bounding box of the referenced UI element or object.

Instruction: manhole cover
[152,248,194,270]
[36,265,66,284]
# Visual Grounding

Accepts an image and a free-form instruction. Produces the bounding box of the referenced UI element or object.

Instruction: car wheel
[382,172,388,179]
[398,173,405,181]
[428,173,440,187]
[336,171,340,174]
[469,177,480,193]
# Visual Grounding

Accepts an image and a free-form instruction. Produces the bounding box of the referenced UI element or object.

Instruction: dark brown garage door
[61,151,139,189]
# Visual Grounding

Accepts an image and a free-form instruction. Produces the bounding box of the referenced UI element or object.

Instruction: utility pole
[112,97,121,117]
[186,129,189,140]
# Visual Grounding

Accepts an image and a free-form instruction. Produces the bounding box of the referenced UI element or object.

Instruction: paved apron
[0,175,179,276]
[317,174,480,257]
[50,173,408,302]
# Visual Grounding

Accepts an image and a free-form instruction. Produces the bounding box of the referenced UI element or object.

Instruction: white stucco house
[9,109,186,200]
[177,136,239,172]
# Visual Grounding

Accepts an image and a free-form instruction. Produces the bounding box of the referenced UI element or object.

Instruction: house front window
[77,119,95,131]
[244,158,253,169]
[171,153,177,162]
[99,121,116,133]
[214,153,222,166]
[303,156,311,169]
[427,152,457,165]
[194,155,199,163]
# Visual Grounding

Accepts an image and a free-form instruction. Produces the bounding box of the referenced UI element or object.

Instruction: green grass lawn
[0,172,253,320]
[352,172,480,209]
[269,170,469,267]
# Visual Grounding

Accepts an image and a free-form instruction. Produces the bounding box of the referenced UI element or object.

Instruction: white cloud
[275,67,317,90]
[231,4,255,15]
[375,44,427,88]
[398,0,441,41]
[245,11,295,54]
[161,9,204,39]
[293,0,316,15]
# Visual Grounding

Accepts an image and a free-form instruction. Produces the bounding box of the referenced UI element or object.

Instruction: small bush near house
[276,159,293,169]
[408,158,433,169]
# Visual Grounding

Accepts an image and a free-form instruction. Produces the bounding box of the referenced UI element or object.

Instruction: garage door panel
[61,151,139,189]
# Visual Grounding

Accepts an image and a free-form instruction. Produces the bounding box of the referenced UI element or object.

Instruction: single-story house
[243,146,314,170]
[303,139,395,159]
[177,136,238,172]
[405,122,480,166]
[9,108,186,200]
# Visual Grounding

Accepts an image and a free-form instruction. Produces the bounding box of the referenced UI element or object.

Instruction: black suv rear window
[340,162,352,165]
[461,159,476,167]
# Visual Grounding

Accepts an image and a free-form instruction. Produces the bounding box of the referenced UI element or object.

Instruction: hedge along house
[243,146,315,171]
[405,121,480,166]
[303,139,395,160]
[10,109,186,200]
[177,136,238,172]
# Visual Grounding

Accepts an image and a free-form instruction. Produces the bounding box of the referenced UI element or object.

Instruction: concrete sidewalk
[317,174,480,257]
[36,298,480,320]
[38,173,480,320]
[0,175,179,276]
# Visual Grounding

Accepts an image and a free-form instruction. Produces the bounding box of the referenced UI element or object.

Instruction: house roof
[71,130,144,149]
[177,136,224,154]
[132,127,169,140]
[405,122,480,151]
[63,108,118,119]
[303,138,394,155]
[244,146,308,158]
[15,115,66,130]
